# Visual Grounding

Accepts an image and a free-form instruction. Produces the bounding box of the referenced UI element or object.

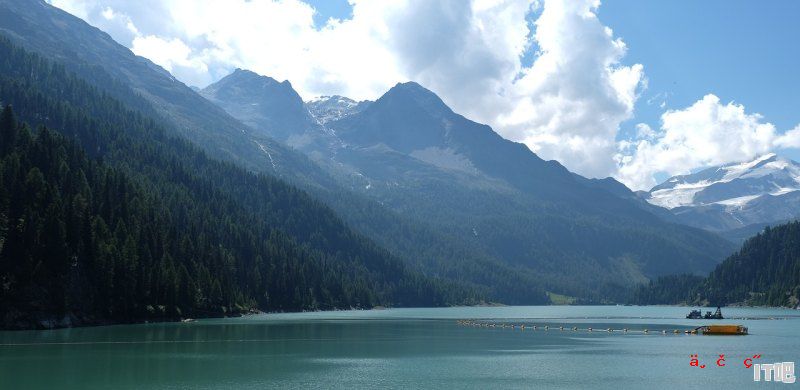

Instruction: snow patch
[647,154,800,209]
[649,186,704,209]
[306,95,370,125]
[714,194,760,207]
[771,187,798,196]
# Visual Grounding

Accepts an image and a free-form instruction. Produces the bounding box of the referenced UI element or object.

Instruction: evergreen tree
[0,104,17,154]
[632,221,800,307]
[0,38,481,329]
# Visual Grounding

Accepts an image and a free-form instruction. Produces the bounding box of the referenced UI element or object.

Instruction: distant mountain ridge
[200,69,323,148]
[204,71,735,300]
[644,154,800,234]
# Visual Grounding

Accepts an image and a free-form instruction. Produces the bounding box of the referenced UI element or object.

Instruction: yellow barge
[697,324,748,335]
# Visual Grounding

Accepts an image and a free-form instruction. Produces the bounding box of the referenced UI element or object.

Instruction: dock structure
[698,324,748,335]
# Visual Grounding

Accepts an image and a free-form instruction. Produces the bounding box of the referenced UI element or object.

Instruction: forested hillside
[704,222,800,307]
[0,0,556,305]
[0,37,475,329]
[632,221,800,307]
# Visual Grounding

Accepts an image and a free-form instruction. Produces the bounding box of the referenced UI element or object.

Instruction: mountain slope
[645,154,800,233]
[205,74,736,300]
[0,37,472,329]
[632,221,800,308]
[0,0,554,305]
[199,69,322,148]
[703,221,800,307]
[0,0,328,185]
[3,0,735,303]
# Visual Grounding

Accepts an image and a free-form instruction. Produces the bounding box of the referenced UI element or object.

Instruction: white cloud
[634,123,656,140]
[49,1,147,46]
[46,0,640,178]
[775,124,800,149]
[48,0,90,19]
[131,35,209,77]
[48,0,410,96]
[45,0,799,188]
[616,94,800,190]
[491,0,644,178]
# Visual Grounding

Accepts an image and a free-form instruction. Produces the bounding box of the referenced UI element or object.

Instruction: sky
[46,0,800,191]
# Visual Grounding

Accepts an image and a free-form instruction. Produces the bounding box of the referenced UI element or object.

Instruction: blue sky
[307,0,800,151]
[48,0,800,189]
[602,0,800,142]
[305,0,352,26]
[303,0,800,178]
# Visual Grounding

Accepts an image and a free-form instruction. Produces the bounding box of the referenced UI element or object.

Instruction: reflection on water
[0,306,797,389]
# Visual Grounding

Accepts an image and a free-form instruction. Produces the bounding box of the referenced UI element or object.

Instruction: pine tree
[0,105,17,154]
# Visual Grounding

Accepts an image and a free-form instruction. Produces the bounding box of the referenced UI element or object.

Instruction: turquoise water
[1,306,798,389]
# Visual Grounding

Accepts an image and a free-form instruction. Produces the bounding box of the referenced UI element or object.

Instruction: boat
[697,324,748,335]
[704,306,724,319]
[686,306,723,319]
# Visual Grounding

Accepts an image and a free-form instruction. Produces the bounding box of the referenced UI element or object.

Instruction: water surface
[1,306,798,389]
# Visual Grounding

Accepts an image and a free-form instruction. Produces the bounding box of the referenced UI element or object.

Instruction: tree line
[631,221,800,307]
[0,36,477,329]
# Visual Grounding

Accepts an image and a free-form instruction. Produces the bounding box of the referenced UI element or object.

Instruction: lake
[1,306,798,389]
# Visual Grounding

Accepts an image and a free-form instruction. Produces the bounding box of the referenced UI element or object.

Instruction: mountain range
[202,67,734,300]
[0,0,748,314]
[644,153,800,240]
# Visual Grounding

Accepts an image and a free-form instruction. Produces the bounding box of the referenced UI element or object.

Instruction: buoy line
[455,320,700,335]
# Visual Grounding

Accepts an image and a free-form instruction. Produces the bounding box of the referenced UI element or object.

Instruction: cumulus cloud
[775,124,800,149]
[49,0,168,45]
[46,0,638,179]
[46,0,799,188]
[380,0,533,124]
[130,35,211,82]
[493,0,645,178]
[616,94,800,190]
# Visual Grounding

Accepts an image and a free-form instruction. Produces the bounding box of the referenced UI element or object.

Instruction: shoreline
[4,302,798,332]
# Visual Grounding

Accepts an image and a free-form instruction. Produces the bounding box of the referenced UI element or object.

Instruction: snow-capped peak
[647,154,800,209]
[305,95,371,125]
